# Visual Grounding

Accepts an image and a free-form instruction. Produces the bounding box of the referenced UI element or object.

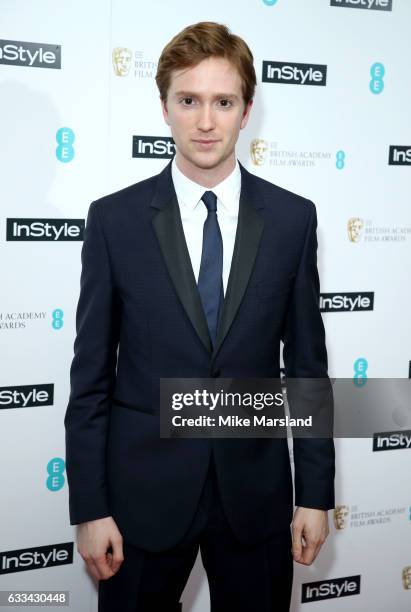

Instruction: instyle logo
[6,219,84,241]
[302,575,361,603]
[389,146,411,166]
[373,430,411,451]
[0,543,73,575]
[0,384,54,409]
[0,39,61,69]
[330,0,392,10]
[132,136,175,159]
[262,61,327,86]
[319,292,374,312]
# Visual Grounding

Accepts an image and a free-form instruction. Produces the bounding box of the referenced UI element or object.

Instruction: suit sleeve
[282,201,335,510]
[64,201,120,524]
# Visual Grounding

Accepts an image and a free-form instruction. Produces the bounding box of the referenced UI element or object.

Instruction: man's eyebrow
[173,91,240,100]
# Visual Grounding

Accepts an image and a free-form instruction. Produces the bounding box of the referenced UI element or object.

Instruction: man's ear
[161,97,170,125]
[240,100,253,130]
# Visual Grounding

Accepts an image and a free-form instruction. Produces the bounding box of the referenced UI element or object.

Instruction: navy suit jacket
[64,160,335,552]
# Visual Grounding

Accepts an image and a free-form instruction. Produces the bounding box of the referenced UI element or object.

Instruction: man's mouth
[192,139,219,146]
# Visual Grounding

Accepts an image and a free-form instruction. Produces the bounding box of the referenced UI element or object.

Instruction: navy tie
[197,191,224,348]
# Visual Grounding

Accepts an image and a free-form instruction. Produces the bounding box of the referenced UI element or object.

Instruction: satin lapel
[211,163,265,362]
[150,162,212,354]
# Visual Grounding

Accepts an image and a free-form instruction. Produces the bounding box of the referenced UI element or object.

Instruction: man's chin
[186,152,227,171]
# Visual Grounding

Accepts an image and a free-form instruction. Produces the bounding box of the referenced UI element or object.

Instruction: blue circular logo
[336,150,346,170]
[370,63,385,95]
[52,308,64,330]
[353,357,368,387]
[56,127,75,163]
[46,457,66,491]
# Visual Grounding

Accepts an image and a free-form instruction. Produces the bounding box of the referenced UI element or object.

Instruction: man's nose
[197,104,215,131]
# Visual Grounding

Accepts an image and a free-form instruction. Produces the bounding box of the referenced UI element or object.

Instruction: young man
[65,21,335,612]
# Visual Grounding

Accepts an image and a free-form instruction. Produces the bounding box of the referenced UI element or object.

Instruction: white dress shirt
[171,157,241,296]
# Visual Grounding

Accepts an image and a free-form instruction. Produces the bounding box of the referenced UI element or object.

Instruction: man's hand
[291,507,329,565]
[77,516,124,581]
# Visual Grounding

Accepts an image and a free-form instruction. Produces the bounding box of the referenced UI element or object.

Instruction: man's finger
[300,538,322,565]
[87,559,105,581]
[93,553,115,580]
[110,537,124,574]
[292,523,303,561]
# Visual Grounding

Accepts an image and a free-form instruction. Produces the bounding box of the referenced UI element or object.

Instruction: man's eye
[219,99,232,108]
[182,97,193,105]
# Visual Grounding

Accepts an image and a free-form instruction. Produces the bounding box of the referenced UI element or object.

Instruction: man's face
[161,57,252,174]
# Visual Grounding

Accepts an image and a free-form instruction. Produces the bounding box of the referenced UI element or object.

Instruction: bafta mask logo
[250,139,268,166]
[347,217,364,243]
[333,505,349,530]
[402,566,411,590]
[112,47,132,76]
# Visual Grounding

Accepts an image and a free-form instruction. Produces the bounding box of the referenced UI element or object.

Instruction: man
[65,21,335,612]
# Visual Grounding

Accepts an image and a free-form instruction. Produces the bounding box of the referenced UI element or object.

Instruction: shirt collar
[171,157,241,214]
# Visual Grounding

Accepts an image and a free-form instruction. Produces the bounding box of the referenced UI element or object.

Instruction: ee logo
[370,63,385,94]
[46,457,66,491]
[336,150,345,170]
[56,127,75,163]
[353,357,368,387]
[52,308,64,330]
[263,0,278,5]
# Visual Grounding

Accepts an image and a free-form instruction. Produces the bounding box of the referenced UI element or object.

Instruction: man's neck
[175,152,237,188]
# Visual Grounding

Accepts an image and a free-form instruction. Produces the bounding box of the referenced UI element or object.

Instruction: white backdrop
[1,0,410,610]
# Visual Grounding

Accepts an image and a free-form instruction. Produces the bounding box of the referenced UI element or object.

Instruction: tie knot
[201,191,217,213]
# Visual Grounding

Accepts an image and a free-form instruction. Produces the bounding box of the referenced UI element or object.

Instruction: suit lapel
[211,163,264,362]
[150,160,265,360]
[151,161,212,354]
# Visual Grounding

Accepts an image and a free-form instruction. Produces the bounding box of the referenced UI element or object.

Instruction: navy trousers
[98,455,293,611]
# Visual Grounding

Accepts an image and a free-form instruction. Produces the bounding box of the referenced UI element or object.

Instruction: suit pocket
[112,398,157,415]
[254,276,295,299]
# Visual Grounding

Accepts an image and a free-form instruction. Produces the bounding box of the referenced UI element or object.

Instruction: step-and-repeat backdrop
[1,0,410,610]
